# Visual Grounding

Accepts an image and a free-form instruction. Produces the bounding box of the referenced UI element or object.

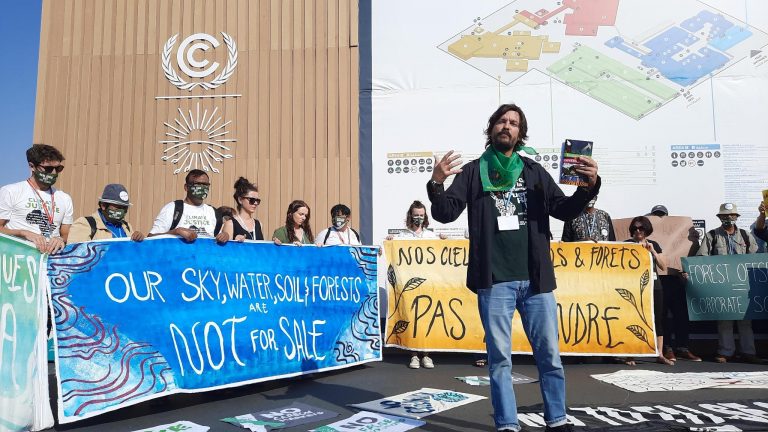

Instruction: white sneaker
[421,355,434,369]
[408,355,420,369]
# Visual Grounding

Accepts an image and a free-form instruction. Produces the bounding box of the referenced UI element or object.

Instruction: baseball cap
[99,184,131,206]
[650,205,668,216]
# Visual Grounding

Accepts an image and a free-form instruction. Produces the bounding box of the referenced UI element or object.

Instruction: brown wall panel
[34,0,360,237]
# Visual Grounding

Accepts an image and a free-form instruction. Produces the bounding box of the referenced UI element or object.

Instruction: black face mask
[34,170,58,186]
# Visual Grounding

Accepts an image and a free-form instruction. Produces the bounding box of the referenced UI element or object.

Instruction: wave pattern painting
[48,243,177,419]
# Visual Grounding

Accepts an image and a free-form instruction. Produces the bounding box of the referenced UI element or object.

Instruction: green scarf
[479,144,537,192]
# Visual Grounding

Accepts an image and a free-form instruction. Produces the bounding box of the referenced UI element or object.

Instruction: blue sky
[0,0,42,185]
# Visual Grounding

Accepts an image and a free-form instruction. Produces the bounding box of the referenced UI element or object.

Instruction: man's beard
[492,132,516,153]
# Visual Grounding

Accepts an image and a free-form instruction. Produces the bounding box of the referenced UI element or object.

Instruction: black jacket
[427,157,600,293]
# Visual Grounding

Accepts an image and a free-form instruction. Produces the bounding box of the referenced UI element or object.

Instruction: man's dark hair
[484,104,529,148]
[629,216,654,236]
[185,169,208,184]
[330,204,351,217]
[26,144,65,165]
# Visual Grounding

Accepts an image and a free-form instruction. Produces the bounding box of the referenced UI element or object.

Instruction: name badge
[497,215,520,231]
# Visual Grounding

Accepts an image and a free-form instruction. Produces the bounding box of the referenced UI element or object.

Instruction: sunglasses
[630,225,645,232]
[242,197,261,205]
[36,164,65,173]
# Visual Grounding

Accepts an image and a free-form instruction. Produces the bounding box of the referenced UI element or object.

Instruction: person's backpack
[323,227,361,245]
[708,228,751,255]
[84,216,132,240]
[169,199,229,235]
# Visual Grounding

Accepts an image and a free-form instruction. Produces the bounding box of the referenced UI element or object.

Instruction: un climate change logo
[162,32,238,90]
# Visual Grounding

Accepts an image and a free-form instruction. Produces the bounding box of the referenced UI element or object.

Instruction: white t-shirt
[316,226,362,246]
[0,180,74,238]
[395,228,438,239]
[150,201,217,237]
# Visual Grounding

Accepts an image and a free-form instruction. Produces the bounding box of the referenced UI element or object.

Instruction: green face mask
[188,184,210,200]
[105,207,127,222]
[34,170,58,186]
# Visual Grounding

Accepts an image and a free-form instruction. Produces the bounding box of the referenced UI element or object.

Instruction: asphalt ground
[42,346,768,432]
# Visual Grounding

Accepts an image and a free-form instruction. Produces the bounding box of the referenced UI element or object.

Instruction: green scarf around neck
[479,144,537,192]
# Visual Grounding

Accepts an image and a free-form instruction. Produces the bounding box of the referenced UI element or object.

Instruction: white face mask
[333,216,347,229]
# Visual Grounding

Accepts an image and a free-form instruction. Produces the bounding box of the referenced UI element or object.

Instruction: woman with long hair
[226,177,264,241]
[386,200,445,369]
[272,200,314,245]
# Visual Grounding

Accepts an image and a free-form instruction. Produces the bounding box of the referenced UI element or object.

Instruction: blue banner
[49,238,380,423]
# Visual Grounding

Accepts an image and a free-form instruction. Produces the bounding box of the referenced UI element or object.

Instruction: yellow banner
[384,239,657,356]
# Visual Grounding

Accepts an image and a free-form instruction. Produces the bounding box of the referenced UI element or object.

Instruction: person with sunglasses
[0,144,73,254]
[625,216,672,366]
[149,169,230,244]
[68,184,145,243]
[223,176,264,242]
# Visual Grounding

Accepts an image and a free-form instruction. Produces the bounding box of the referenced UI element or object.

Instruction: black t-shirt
[232,217,265,240]
[490,176,529,282]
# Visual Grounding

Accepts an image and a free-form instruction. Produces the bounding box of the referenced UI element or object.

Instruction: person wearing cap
[68,184,145,243]
[561,195,615,242]
[648,204,702,363]
[696,203,762,364]
[650,204,668,217]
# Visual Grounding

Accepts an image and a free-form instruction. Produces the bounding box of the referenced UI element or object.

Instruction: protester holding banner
[385,200,446,241]
[68,184,145,243]
[316,204,362,246]
[753,202,768,243]
[0,144,72,253]
[696,203,762,364]
[646,204,703,363]
[273,199,314,245]
[148,169,229,244]
[225,176,264,241]
[561,195,615,242]
[428,103,600,432]
[625,216,673,366]
[386,200,444,369]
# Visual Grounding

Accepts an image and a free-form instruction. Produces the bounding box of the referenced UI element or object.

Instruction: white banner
[348,388,485,419]
[592,370,768,392]
[311,412,425,432]
[372,0,768,240]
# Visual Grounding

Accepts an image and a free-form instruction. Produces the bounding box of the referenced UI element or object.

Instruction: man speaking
[427,104,600,432]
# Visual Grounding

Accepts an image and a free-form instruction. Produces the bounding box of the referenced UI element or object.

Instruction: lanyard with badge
[496,190,519,231]
[27,178,55,237]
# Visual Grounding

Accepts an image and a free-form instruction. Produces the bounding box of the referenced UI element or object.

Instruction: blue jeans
[477,280,567,431]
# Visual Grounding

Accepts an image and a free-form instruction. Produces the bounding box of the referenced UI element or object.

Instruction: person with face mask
[68,184,145,243]
[561,195,615,242]
[695,203,762,364]
[0,144,73,253]
[385,200,446,370]
[316,204,361,246]
[149,169,230,244]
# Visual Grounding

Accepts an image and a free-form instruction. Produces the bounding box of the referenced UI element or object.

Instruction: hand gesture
[573,156,599,189]
[234,234,246,242]
[131,231,145,242]
[431,150,463,184]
